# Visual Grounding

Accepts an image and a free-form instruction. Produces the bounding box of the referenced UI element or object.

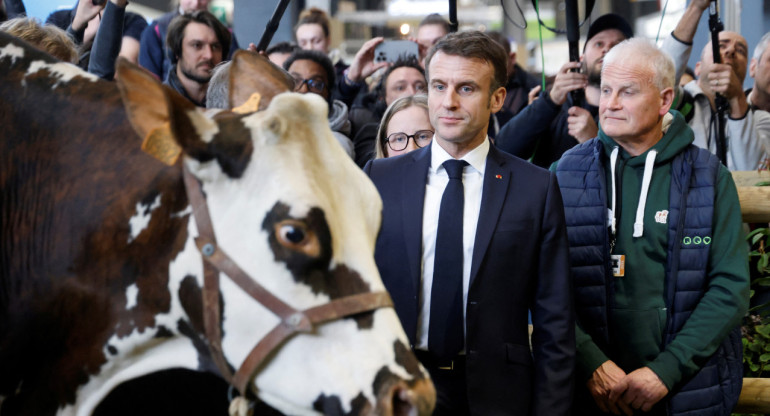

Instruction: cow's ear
[115,58,172,140]
[229,50,294,111]
[116,58,214,163]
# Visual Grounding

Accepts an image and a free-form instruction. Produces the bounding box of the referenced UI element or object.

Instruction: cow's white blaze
[127,194,162,243]
[0,43,23,63]
[25,60,98,87]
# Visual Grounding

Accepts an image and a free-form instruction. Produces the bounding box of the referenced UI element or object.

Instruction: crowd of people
[3,0,770,414]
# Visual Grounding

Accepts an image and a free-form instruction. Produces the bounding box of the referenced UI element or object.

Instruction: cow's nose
[375,376,436,416]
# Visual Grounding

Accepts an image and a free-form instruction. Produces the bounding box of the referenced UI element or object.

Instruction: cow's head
[115,53,435,416]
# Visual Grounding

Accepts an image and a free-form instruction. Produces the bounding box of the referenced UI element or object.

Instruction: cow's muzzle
[375,374,435,416]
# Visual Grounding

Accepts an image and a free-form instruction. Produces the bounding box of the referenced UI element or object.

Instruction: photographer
[496,14,632,168]
[661,0,770,171]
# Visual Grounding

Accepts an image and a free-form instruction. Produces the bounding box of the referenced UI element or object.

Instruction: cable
[501,0,527,30]
[532,0,595,35]
[655,0,670,43]
[535,0,546,91]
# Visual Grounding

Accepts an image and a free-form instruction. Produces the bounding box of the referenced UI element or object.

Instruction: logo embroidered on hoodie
[654,210,669,224]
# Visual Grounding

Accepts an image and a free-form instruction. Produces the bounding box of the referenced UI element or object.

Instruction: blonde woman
[374,94,433,159]
[0,17,77,63]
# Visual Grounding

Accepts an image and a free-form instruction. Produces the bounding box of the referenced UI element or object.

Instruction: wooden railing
[733,170,770,223]
[736,378,770,413]
[733,170,770,413]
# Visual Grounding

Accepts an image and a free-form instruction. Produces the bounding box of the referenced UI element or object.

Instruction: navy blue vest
[556,139,742,415]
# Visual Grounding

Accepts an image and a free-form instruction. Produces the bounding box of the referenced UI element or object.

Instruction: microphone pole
[565,0,583,107]
[255,0,292,53]
[448,0,458,32]
[709,0,728,165]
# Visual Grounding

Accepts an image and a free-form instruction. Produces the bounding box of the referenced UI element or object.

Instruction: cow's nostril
[391,386,417,416]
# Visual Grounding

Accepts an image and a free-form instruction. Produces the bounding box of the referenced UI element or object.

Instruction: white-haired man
[555,38,748,416]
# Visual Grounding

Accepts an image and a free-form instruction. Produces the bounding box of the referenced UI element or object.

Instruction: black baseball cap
[585,13,633,48]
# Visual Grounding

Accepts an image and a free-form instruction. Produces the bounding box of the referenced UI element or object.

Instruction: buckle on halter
[285,312,312,332]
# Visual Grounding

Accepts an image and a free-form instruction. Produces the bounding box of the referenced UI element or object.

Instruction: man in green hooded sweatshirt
[555,38,749,416]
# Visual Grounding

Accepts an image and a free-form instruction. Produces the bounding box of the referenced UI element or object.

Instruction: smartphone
[92,0,107,5]
[374,40,419,63]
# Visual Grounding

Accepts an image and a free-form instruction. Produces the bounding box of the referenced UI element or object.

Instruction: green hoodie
[572,112,749,390]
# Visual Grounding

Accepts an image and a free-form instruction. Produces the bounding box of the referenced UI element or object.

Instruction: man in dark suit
[364,31,574,415]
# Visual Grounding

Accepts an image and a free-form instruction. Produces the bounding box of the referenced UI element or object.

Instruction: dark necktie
[428,159,468,359]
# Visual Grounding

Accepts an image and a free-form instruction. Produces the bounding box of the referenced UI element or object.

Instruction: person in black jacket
[486,31,540,129]
[496,14,631,168]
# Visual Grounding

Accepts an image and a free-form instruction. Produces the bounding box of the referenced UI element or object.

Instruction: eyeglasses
[386,130,433,151]
[293,76,326,93]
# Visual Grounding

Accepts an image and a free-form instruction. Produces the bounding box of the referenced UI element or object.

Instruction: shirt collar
[430,136,489,176]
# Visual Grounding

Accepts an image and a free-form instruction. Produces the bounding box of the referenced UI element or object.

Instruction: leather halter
[182,166,394,395]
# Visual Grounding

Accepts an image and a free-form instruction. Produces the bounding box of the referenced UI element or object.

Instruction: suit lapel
[470,145,510,288]
[402,146,431,295]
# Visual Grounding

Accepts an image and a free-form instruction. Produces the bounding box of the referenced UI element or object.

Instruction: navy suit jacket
[364,143,574,416]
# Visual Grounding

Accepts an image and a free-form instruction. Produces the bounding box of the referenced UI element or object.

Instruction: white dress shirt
[416,138,488,350]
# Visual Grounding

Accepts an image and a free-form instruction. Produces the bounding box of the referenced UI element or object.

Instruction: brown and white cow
[0,33,434,416]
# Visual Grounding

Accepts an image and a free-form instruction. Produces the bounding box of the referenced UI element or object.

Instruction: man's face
[179,0,210,13]
[583,29,626,85]
[416,24,447,59]
[599,62,670,145]
[428,52,504,149]
[296,24,329,53]
[384,67,427,105]
[699,31,749,82]
[178,22,222,84]
[288,59,330,100]
[751,46,770,97]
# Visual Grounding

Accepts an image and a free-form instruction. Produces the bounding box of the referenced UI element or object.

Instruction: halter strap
[182,166,393,395]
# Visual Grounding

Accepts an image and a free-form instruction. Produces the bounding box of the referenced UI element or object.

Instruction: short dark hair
[374,55,425,101]
[166,10,231,65]
[283,49,336,105]
[266,41,299,56]
[486,31,511,55]
[418,13,450,33]
[424,31,507,92]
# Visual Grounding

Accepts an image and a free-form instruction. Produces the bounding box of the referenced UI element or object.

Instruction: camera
[374,40,419,63]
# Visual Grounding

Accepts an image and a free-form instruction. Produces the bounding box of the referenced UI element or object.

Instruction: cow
[0,32,435,416]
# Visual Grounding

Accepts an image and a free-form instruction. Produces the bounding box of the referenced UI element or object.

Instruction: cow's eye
[275,220,319,257]
[281,224,305,243]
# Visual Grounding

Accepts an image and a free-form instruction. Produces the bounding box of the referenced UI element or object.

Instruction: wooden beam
[732,171,770,223]
[736,378,770,413]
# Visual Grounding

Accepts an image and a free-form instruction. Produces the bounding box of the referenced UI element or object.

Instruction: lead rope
[229,397,253,416]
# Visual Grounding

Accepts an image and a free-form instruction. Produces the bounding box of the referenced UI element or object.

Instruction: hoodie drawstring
[609,146,658,241]
[609,147,619,237]
[633,150,658,237]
